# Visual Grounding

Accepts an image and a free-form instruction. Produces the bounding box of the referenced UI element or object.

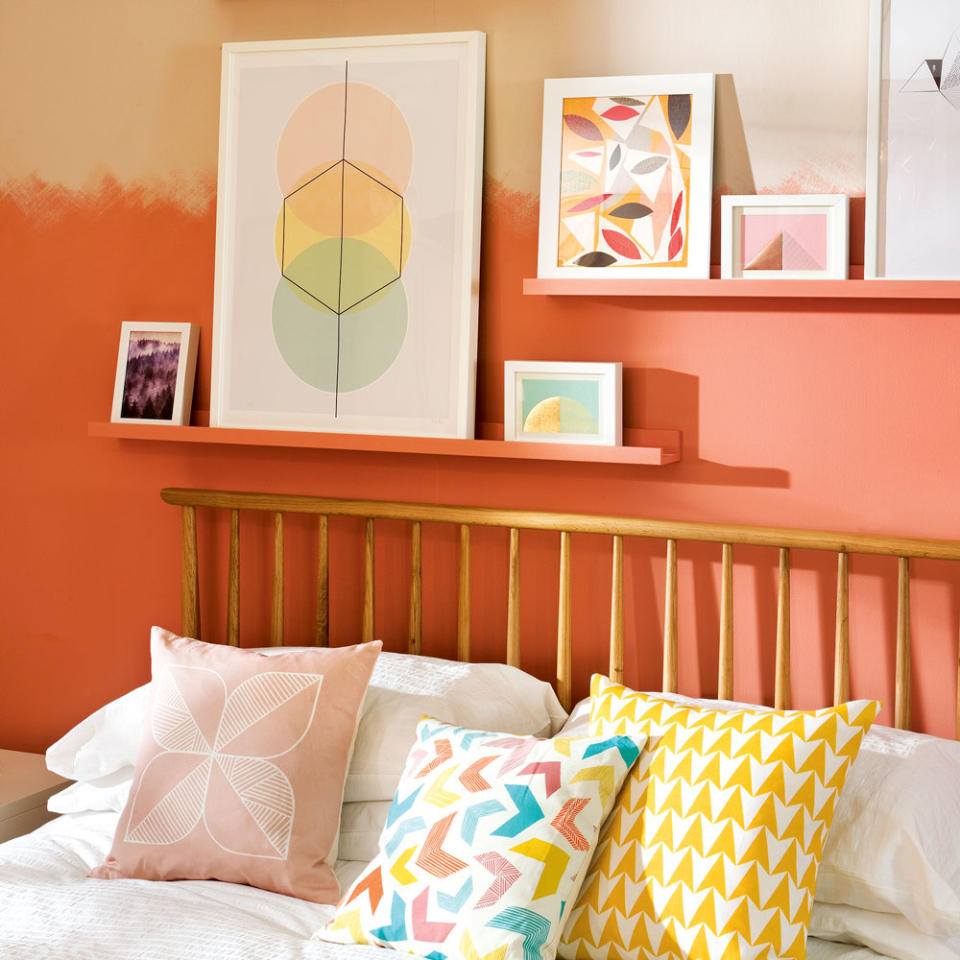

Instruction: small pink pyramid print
[744,233,783,270]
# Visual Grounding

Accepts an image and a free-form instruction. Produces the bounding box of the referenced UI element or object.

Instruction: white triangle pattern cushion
[558,675,879,960]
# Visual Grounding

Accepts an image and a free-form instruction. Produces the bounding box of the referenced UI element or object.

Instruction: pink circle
[277,82,413,196]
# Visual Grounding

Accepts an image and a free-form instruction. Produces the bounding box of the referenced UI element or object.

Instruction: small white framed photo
[721,195,849,279]
[537,73,715,280]
[504,361,622,446]
[110,322,200,425]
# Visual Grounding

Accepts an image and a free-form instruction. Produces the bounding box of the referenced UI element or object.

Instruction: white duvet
[0,812,408,960]
[0,813,891,960]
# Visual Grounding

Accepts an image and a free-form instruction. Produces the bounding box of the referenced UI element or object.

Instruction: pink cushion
[91,627,380,902]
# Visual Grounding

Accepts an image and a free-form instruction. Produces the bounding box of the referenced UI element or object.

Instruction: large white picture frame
[866,0,960,278]
[211,33,485,437]
[537,73,715,280]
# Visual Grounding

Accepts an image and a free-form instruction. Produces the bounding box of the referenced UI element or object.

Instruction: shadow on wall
[714,74,756,197]
[711,73,756,262]
[627,367,789,488]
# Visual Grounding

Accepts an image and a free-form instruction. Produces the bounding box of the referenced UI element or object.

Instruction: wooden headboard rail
[161,487,960,737]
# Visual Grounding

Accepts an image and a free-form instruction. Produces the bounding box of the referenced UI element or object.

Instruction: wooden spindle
[609,535,624,683]
[663,539,678,693]
[458,525,471,662]
[270,513,284,646]
[362,519,375,643]
[315,516,329,647]
[408,521,422,655]
[506,528,520,668]
[834,552,850,704]
[718,543,734,700]
[226,509,239,646]
[181,505,201,640]
[774,548,791,709]
[557,531,573,710]
[896,557,911,729]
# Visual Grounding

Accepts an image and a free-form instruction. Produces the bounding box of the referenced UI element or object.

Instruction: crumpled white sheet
[0,812,890,960]
[0,812,415,960]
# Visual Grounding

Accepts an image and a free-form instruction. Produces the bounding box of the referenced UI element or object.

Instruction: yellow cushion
[558,676,879,960]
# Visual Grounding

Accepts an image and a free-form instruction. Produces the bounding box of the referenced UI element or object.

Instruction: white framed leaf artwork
[537,74,715,280]
[211,33,485,437]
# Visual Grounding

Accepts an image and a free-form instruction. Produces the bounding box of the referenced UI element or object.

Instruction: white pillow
[336,800,390,863]
[558,695,591,737]
[46,648,566,803]
[815,723,960,937]
[561,687,960,940]
[47,768,133,815]
[344,651,566,802]
[810,902,960,960]
[46,684,149,781]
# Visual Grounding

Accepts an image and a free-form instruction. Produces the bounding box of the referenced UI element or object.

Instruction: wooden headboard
[161,487,960,737]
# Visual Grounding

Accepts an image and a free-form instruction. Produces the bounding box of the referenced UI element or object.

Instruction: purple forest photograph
[120,332,181,419]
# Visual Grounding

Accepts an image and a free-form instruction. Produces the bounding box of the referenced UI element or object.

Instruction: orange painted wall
[2,3,959,751]
[2,176,959,752]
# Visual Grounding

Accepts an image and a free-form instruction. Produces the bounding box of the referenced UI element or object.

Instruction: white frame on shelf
[720,194,849,280]
[865,0,885,279]
[536,73,715,281]
[110,321,199,426]
[865,0,960,279]
[504,361,622,446]
[210,33,485,438]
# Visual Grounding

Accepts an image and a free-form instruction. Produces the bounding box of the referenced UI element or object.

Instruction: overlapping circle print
[272,70,413,400]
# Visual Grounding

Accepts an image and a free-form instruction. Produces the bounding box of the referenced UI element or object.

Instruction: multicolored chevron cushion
[319,718,645,960]
[558,676,879,960]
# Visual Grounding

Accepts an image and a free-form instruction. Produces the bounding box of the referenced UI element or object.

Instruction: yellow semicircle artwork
[523,396,598,435]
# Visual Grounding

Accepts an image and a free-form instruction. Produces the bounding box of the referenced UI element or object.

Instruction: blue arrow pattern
[583,735,641,769]
[371,893,407,943]
[436,876,473,913]
[459,730,490,751]
[460,799,506,844]
[486,907,551,960]
[386,784,423,828]
[490,784,543,838]
[385,816,427,856]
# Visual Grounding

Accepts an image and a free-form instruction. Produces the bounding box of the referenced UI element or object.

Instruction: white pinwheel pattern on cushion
[124,665,323,859]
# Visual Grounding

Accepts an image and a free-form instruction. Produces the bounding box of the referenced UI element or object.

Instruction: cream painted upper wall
[0,0,869,197]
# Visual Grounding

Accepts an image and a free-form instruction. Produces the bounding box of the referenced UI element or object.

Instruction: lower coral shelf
[87,421,681,466]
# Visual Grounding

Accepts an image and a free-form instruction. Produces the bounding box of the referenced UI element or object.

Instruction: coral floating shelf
[522,276,960,300]
[88,422,681,467]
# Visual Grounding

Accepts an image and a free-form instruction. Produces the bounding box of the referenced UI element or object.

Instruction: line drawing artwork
[274,61,411,416]
[124,665,324,859]
[901,25,960,108]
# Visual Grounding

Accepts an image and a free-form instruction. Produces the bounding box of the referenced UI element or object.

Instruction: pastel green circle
[273,243,407,393]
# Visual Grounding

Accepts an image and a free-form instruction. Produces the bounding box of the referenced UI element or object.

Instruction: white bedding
[0,813,893,960]
[0,813,415,960]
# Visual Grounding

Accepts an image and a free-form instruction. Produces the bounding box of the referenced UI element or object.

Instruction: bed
[2,486,959,960]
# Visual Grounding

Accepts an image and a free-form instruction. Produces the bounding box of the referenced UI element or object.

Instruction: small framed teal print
[504,361,622,445]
